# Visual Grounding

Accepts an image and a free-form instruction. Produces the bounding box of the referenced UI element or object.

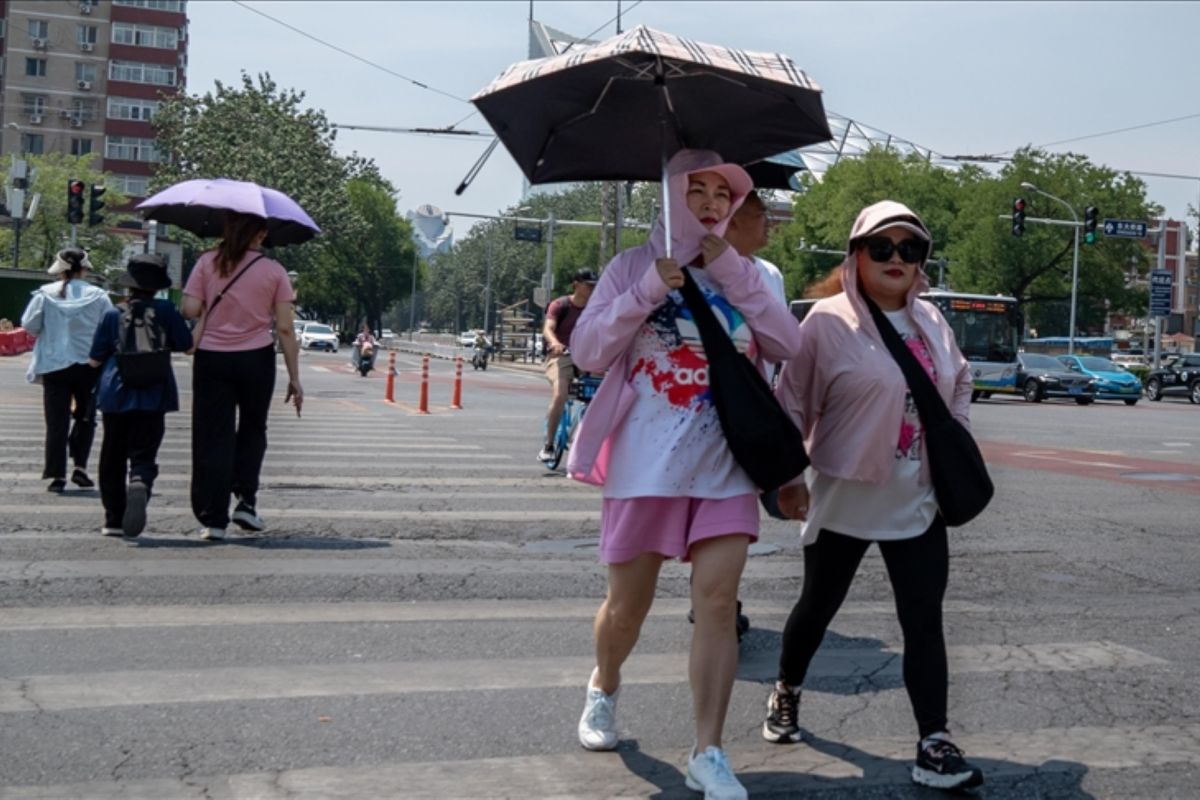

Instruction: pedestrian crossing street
[2,357,1199,798]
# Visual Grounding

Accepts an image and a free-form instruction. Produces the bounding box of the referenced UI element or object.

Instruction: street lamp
[1021,181,1081,355]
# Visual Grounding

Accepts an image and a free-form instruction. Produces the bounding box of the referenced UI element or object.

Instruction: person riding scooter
[471,331,492,370]
[353,324,378,376]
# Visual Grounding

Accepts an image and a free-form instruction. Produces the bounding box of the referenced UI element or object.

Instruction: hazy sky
[187,1,1200,240]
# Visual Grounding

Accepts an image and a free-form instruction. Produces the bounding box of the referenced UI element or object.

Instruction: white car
[459,331,479,348]
[300,322,339,352]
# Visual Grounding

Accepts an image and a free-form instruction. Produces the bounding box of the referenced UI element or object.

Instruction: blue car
[1056,355,1141,405]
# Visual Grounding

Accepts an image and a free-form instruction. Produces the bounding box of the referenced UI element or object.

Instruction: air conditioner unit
[77,80,92,90]
[80,4,92,14]
[29,114,43,124]
[60,109,72,118]
[80,42,94,52]
[32,38,47,50]
[70,117,83,128]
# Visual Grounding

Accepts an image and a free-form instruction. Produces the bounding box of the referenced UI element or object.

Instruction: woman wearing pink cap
[765,201,983,791]
[567,150,801,799]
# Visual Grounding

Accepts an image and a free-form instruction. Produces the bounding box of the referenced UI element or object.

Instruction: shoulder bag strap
[205,253,267,319]
[679,269,737,358]
[863,296,952,427]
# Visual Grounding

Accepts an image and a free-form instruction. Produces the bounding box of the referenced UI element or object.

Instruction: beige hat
[47,248,94,276]
[847,200,932,250]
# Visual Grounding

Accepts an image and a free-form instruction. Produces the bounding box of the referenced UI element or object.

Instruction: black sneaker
[71,468,94,489]
[47,478,66,493]
[912,734,984,790]
[122,480,149,538]
[762,681,803,743]
[231,500,266,532]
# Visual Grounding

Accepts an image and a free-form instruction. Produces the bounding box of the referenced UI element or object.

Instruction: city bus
[921,290,1021,399]
[790,291,1022,399]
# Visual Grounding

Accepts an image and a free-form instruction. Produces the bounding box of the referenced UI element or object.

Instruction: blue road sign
[1102,219,1148,239]
[1149,270,1172,317]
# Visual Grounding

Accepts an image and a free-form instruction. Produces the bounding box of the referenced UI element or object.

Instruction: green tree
[0,153,132,274]
[152,72,381,287]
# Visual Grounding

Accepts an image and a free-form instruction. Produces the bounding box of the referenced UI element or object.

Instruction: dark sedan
[1144,354,1200,404]
[1016,353,1096,404]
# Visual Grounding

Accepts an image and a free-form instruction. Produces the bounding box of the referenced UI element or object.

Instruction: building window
[21,94,47,116]
[113,0,185,11]
[75,63,98,83]
[105,135,161,162]
[107,97,160,121]
[113,174,150,196]
[27,19,49,39]
[71,99,99,121]
[25,58,47,77]
[21,134,45,155]
[78,25,98,45]
[108,60,176,86]
[70,138,94,156]
[112,22,179,49]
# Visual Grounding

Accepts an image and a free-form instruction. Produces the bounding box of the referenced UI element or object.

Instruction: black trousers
[778,517,950,739]
[99,410,166,528]
[190,346,276,529]
[40,363,99,480]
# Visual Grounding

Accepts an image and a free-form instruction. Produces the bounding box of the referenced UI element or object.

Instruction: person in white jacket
[21,248,113,492]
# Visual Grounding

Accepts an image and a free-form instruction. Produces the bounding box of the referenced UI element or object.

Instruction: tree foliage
[0,153,133,275]
[766,147,1160,337]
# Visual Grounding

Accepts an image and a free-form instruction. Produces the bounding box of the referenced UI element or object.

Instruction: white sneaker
[200,526,226,541]
[537,445,555,463]
[577,667,619,751]
[100,526,124,537]
[685,746,747,800]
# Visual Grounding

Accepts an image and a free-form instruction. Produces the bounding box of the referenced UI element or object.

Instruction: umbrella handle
[658,76,672,259]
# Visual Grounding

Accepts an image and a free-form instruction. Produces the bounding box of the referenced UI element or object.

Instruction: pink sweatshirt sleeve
[703,246,802,364]
[949,350,973,427]
[571,248,671,373]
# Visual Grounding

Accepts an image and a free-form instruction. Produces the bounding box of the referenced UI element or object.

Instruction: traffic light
[1011,197,1026,237]
[1083,205,1099,245]
[66,179,85,224]
[88,184,106,226]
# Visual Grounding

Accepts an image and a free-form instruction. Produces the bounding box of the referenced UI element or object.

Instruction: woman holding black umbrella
[181,212,303,541]
[567,150,801,800]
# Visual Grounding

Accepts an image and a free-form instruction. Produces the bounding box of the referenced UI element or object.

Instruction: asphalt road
[1,347,1198,799]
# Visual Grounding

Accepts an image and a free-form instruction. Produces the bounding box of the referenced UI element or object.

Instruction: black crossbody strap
[863,297,952,428]
[206,253,267,318]
[679,269,735,356]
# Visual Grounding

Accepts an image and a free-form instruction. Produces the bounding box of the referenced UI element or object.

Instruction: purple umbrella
[136,178,320,247]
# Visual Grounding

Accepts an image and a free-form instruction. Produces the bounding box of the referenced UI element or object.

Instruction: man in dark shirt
[538,269,598,462]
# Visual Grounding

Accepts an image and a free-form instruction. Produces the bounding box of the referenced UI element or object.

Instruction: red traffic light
[1013,198,1026,212]
[68,180,85,194]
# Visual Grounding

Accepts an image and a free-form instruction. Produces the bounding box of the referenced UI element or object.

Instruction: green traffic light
[1085,232,1096,245]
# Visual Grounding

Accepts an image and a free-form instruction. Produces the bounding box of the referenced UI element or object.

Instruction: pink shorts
[599,494,760,564]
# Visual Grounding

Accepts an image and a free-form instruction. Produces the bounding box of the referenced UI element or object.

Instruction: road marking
[6,722,1200,799]
[0,599,996,631]
[1012,450,1135,469]
[0,641,1165,714]
[0,505,599,522]
[0,473,594,488]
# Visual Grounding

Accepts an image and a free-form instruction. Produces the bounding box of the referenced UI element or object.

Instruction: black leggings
[778,517,949,738]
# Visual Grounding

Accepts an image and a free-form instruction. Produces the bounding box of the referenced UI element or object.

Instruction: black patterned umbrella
[471,25,832,186]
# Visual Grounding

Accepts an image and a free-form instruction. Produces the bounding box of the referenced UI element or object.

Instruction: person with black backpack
[88,255,192,538]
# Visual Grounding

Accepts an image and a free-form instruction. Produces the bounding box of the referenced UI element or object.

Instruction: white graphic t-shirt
[800,308,939,544]
[604,268,758,499]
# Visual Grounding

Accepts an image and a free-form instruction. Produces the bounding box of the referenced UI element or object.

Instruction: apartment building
[0,0,187,199]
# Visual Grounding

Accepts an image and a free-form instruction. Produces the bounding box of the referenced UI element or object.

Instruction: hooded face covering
[649,149,753,267]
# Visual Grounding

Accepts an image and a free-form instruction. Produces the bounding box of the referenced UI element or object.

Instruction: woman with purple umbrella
[181,212,303,541]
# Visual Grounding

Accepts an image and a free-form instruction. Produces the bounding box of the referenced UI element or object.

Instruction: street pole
[1020,182,1080,355]
[1067,224,1080,355]
[543,211,556,296]
[484,230,493,335]
[408,250,417,340]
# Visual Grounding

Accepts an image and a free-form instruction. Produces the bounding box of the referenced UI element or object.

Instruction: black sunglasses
[860,236,929,264]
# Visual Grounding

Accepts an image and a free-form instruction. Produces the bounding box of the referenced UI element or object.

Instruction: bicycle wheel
[544,401,572,470]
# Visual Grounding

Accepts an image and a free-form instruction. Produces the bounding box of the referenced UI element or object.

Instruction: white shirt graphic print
[603,268,758,499]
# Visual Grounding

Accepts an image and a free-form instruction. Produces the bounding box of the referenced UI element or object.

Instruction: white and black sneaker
[912,733,984,790]
[231,500,266,532]
[762,681,803,743]
[537,445,555,463]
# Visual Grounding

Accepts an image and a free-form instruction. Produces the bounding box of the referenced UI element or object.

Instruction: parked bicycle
[542,372,602,471]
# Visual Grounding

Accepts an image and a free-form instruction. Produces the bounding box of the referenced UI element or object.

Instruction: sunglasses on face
[860,236,929,264]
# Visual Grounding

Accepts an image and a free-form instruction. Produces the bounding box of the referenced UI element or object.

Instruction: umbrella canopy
[136,178,320,247]
[744,151,809,192]
[471,25,832,186]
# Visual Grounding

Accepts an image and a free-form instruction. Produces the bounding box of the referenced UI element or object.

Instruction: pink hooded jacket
[566,150,804,486]
[775,200,973,486]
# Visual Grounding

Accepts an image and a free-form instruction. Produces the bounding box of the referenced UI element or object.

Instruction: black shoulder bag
[678,270,809,494]
[864,297,994,527]
[116,302,171,389]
